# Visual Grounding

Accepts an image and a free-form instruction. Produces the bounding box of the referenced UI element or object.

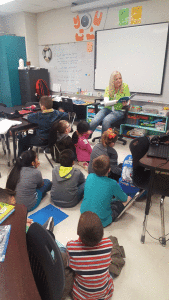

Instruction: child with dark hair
[81,155,131,227]
[0,187,34,227]
[48,120,75,162]
[88,128,122,181]
[66,211,114,300]
[6,149,51,212]
[18,96,68,156]
[72,120,92,171]
[51,149,85,208]
[0,187,16,205]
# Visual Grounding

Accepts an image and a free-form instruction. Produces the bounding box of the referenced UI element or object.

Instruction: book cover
[0,225,11,262]
[0,202,15,224]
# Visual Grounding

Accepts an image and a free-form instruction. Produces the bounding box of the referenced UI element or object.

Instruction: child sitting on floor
[6,149,52,212]
[72,120,92,171]
[81,155,131,227]
[51,149,85,208]
[48,120,76,163]
[88,128,122,181]
[0,187,33,227]
[66,211,114,300]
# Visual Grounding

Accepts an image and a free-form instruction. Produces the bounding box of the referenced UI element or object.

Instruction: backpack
[35,79,50,101]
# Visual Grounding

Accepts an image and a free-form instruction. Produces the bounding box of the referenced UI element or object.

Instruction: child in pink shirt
[72,121,92,170]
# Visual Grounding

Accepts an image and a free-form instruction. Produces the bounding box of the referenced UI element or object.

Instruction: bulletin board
[39,42,94,94]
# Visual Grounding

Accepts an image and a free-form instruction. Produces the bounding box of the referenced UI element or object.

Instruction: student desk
[139,154,169,245]
[0,106,38,164]
[10,117,38,163]
[52,99,91,120]
[0,204,41,300]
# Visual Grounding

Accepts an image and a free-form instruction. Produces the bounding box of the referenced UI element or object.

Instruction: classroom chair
[61,98,76,131]
[130,136,169,246]
[26,222,65,300]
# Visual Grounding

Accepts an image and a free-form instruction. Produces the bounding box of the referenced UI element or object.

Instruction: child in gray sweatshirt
[51,149,85,208]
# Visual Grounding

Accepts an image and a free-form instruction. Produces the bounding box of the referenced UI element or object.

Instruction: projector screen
[95,23,169,95]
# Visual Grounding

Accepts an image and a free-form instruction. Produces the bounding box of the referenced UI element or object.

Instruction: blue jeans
[18,134,48,156]
[28,179,52,212]
[77,182,85,202]
[89,108,126,133]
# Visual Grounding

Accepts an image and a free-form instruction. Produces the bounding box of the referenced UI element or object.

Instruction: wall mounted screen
[95,23,169,94]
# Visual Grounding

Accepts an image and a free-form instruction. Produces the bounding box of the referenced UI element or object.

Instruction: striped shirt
[66,237,114,300]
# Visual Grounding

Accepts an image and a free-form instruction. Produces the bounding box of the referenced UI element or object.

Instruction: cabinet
[18,68,50,105]
[0,36,26,107]
[120,111,168,137]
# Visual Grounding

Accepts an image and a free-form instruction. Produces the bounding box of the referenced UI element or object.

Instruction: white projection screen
[95,23,169,94]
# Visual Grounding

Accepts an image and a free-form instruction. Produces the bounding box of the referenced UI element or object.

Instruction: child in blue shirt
[80,155,131,227]
[18,96,68,156]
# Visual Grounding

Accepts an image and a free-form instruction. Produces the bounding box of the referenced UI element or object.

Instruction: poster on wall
[131,6,142,24]
[119,8,129,26]
[73,10,104,42]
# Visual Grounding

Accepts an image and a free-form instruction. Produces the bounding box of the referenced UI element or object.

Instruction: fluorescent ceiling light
[0,0,15,5]
[71,0,148,12]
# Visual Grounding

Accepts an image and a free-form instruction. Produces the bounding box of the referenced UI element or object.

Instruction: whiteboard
[39,42,94,94]
[95,23,169,94]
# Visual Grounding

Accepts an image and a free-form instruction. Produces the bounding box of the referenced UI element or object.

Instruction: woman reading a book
[89,71,130,134]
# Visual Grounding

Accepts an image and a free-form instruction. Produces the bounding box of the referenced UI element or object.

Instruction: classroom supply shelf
[120,110,168,137]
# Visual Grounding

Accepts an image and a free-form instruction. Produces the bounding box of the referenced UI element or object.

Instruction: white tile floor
[0,132,169,300]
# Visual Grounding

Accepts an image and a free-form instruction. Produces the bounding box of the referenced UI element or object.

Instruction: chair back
[129,137,150,168]
[26,222,65,300]
[62,98,73,112]
[129,136,151,189]
[0,103,7,107]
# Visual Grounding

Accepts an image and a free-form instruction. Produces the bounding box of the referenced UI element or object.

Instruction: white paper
[0,119,22,134]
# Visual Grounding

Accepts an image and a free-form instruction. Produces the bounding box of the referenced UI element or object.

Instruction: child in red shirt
[66,211,114,300]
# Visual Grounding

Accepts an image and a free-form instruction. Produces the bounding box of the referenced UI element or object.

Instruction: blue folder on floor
[29,204,68,226]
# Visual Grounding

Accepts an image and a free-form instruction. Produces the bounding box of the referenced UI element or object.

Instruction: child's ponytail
[72,121,90,145]
[6,150,36,191]
[6,157,23,191]
[72,131,78,145]
[101,128,118,147]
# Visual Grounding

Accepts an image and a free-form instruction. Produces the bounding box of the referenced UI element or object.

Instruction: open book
[0,225,11,262]
[0,202,15,224]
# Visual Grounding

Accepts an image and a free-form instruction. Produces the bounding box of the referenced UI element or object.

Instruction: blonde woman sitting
[90,71,130,133]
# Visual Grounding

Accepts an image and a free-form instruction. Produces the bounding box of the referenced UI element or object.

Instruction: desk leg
[5,132,11,167]
[141,170,155,244]
[12,131,17,163]
[1,134,6,154]
[160,196,166,246]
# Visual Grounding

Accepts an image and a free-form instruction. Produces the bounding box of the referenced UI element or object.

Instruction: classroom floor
[0,130,169,300]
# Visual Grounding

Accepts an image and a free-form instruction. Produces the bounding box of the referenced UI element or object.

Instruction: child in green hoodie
[51,149,85,208]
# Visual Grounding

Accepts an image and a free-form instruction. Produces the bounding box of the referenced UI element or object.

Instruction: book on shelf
[0,225,11,262]
[0,202,15,224]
